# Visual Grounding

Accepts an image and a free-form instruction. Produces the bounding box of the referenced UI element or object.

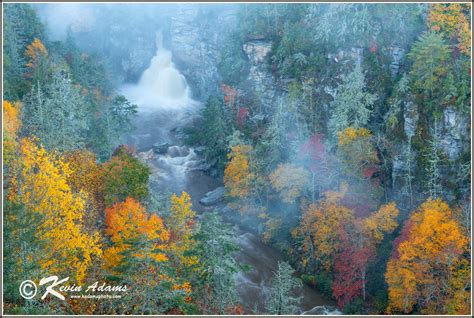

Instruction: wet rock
[302,305,341,315]
[439,106,470,160]
[388,46,405,77]
[152,142,169,154]
[403,100,418,139]
[243,40,276,113]
[209,168,220,178]
[193,146,206,156]
[170,5,238,101]
[137,149,156,162]
[199,186,225,206]
[242,41,272,64]
[167,145,190,158]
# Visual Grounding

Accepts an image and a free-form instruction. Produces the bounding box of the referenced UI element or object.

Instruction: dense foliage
[3,3,471,315]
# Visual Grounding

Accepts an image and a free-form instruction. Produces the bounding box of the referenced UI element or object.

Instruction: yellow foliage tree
[3,100,21,166]
[64,150,105,232]
[224,145,255,199]
[294,183,354,270]
[337,127,371,146]
[269,163,310,203]
[168,192,199,270]
[362,202,399,242]
[8,138,101,283]
[428,3,471,56]
[385,198,469,314]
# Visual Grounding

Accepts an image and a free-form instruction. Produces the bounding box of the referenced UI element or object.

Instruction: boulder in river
[137,149,156,162]
[302,305,341,315]
[152,142,169,154]
[193,146,206,156]
[167,145,190,158]
[199,186,225,206]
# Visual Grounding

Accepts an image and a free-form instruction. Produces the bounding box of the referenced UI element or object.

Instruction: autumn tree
[7,138,102,283]
[332,203,399,308]
[293,183,354,271]
[224,144,256,199]
[428,3,471,56]
[103,197,169,272]
[269,163,310,204]
[24,38,49,81]
[332,223,375,309]
[103,198,193,314]
[64,150,105,232]
[102,145,150,207]
[265,261,302,315]
[167,192,199,273]
[3,100,21,167]
[385,199,469,314]
[337,127,382,216]
[337,127,378,178]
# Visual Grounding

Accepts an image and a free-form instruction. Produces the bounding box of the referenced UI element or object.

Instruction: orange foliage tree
[385,198,469,314]
[103,197,193,313]
[24,38,49,79]
[104,197,169,272]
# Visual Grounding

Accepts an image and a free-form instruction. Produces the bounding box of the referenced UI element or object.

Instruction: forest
[2,2,472,315]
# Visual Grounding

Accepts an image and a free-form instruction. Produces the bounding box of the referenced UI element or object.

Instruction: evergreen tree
[193,96,230,172]
[328,64,377,139]
[265,261,302,315]
[3,4,45,100]
[21,70,88,151]
[408,31,452,113]
[195,212,241,314]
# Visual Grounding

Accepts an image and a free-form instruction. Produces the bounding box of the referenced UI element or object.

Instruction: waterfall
[121,31,194,111]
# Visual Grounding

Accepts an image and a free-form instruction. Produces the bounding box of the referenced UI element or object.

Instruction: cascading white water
[121,31,194,110]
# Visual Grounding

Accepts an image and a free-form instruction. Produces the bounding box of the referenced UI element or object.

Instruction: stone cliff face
[169,4,238,101]
[242,40,277,114]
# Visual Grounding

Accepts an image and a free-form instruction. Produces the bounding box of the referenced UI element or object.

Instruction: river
[124,109,338,315]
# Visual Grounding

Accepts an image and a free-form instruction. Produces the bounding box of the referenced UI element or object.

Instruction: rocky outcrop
[242,40,277,112]
[169,4,238,101]
[327,47,364,66]
[199,186,225,206]
[153,142,170,154]
[388,46,405,77]
[439,107,470,160]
